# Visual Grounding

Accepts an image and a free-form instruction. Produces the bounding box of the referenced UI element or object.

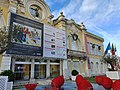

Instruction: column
[60,60,63,75]
[11,57,15,72]
[63,60,68,79]
[46,60,50,78]
[30,59,35,79]
[79,61,81,74]
[85,60,90,77]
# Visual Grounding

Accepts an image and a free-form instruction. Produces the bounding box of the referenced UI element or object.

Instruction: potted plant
[71,70,78,81]
[0,70,14,82]
[0,70,14,90]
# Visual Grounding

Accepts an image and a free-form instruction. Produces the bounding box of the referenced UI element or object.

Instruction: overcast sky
[45,0,120,56]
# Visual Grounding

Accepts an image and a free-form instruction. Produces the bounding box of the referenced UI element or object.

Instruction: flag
[111,43,115,55]
[105,42,111,54]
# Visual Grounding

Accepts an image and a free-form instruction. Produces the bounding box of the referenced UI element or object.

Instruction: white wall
[0,55,11,72]
[89,58,107,76]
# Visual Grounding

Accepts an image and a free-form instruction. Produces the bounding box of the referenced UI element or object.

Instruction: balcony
[67,49,86,59]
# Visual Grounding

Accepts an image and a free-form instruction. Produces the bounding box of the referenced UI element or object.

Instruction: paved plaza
[19,81,106,90]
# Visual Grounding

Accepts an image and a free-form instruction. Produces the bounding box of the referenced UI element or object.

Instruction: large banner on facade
[43,24,67,59]
[6,13,43,56]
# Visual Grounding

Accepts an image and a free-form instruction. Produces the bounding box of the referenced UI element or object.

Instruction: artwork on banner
[43,24,67,59]
[6,13,43,56]
[12,22,41,47]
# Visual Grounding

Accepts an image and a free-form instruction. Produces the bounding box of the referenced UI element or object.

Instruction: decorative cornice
[53,12,66,25]
[80,22,87,31]
[86,31,104,42]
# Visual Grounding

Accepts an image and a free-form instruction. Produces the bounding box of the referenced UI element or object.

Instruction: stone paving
[19,81,106,90]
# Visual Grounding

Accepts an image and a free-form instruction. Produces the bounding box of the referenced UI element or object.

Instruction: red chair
[101,77,113,89]
[75,75,85,86]
[112,80,120,90]
[95,76,104,85]
[76,75,93,90]
[77,79,93,90]
[25,84,37,90]
[51,76,64,88]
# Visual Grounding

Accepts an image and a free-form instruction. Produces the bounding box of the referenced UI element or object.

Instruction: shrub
[0,70,14,81]
[71,70,78,76]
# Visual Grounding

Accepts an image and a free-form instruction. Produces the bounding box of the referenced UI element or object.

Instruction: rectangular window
[14,64,30,80]
[34,64,46,79]
[50,65,60,78]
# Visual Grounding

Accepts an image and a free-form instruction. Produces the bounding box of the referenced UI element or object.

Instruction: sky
[45,0,120,56]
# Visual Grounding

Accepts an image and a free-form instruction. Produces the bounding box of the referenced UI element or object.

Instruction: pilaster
[30,59,35,79]
[46,60,50,78]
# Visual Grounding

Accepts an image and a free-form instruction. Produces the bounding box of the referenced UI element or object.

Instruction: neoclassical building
[0,0,107,81]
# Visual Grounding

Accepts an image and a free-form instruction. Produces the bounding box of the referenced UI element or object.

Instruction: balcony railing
[67,49,86,59]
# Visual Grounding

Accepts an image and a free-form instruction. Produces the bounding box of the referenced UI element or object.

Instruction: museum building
[0,0,107,81]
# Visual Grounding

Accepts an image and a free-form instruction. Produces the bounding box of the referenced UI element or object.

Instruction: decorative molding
[71,33,78,41]
[67,49,86,58]
[86,31,104,42]
[26,0,51,20]
[0,7,3,16]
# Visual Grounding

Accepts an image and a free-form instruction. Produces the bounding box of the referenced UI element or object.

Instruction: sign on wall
[43,24,67,59]
[6,13,43,56]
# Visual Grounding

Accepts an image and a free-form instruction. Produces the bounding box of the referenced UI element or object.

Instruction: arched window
[96,62,99,73]
[101,63,103,73]
[90,62,93,72]
[67,61,71,77]
[29,5,42,19]
[71,40,77,50]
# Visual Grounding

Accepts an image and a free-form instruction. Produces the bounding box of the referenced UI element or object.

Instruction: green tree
[102,54,118,71]
[0,27,7,54]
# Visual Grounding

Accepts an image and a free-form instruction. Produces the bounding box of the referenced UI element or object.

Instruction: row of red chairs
[96,76,120,90]
[25,75,120,90]
[44,75,93,90]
